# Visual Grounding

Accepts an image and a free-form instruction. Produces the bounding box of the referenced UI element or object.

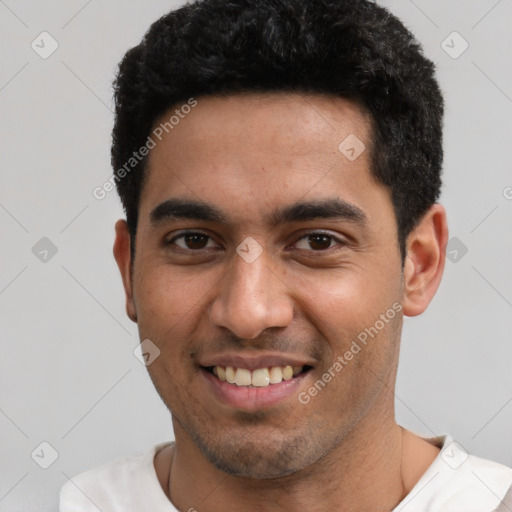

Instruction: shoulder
[443,449,512,505]
[59,442,173,512]
[400,435,512,512]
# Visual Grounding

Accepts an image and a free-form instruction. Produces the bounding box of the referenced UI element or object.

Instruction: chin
[190,426,322,479]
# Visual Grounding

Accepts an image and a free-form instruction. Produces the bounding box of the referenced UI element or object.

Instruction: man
[60,0,512,510]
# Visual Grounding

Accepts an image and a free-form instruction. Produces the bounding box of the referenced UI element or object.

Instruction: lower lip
[201,368,309,411]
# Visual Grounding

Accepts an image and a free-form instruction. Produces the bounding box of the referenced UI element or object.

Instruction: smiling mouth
[204,365,313,387]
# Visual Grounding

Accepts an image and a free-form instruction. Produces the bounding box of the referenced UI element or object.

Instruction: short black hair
[111,0,444,260]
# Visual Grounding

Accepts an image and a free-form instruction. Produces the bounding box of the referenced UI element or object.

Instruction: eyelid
[166,230,221,248]
[290,230,347,250]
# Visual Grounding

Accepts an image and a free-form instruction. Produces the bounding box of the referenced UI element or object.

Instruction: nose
[209,251,294,339]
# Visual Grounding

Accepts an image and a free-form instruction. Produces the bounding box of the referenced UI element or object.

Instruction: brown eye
[308,234,332,250]
[184,233,208,249]
[294,232,343,251]
[170,232,218,250]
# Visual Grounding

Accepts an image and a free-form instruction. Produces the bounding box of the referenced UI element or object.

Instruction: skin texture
[114,93,448,511]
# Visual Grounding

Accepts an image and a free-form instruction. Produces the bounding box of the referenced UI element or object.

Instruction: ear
[113,219,138,323]
[402,204,449,317]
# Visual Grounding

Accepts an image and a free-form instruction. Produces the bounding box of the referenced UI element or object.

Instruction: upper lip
[199,352,314,371]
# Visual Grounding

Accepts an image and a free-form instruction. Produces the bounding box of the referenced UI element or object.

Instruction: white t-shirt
[60,434,512,512]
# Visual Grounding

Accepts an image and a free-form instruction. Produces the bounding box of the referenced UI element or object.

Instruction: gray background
[1,0,511,510]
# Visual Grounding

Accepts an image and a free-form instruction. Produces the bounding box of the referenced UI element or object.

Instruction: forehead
[152,92,371,157]
[139,93,387,226]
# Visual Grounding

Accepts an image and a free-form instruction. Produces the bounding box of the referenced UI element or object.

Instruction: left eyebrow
[268,198,368,228]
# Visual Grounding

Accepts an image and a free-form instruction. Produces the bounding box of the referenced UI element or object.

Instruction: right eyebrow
[150,198,227,227]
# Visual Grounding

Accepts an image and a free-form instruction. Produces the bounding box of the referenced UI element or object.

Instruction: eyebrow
[150,198,226,226]
[149,197,367,228]
[270,198,367,227]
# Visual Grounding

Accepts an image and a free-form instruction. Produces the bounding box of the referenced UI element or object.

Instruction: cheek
[133,264,215,337]
[288,265,402,366]
[291,263,397,319]
[131,264,225,393]
[132,267,204,406]
[302,280,402,418]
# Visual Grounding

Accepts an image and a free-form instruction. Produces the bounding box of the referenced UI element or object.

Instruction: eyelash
[166,230,346,252]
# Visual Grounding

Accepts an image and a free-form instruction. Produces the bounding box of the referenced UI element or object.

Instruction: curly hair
[111,0,444,260]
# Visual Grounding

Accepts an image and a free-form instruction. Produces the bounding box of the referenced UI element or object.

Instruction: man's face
[127,93,405,477]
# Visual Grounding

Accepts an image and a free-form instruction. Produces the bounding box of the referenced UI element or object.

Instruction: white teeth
[225,366,236,384]
[217,366,226,381]
[234,368,252,386]
[251,368,270,387]
[213,365,303,387]
[282,366,293,380]
[269,366,283,384]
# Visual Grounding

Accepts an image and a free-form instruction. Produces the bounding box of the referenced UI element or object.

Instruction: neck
[166,415,416,512]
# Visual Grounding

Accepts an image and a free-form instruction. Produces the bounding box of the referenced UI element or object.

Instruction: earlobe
[113,219,138,323]
[402,204,448,317]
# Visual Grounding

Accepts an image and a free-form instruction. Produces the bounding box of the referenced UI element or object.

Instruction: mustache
[192,331,328,360]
